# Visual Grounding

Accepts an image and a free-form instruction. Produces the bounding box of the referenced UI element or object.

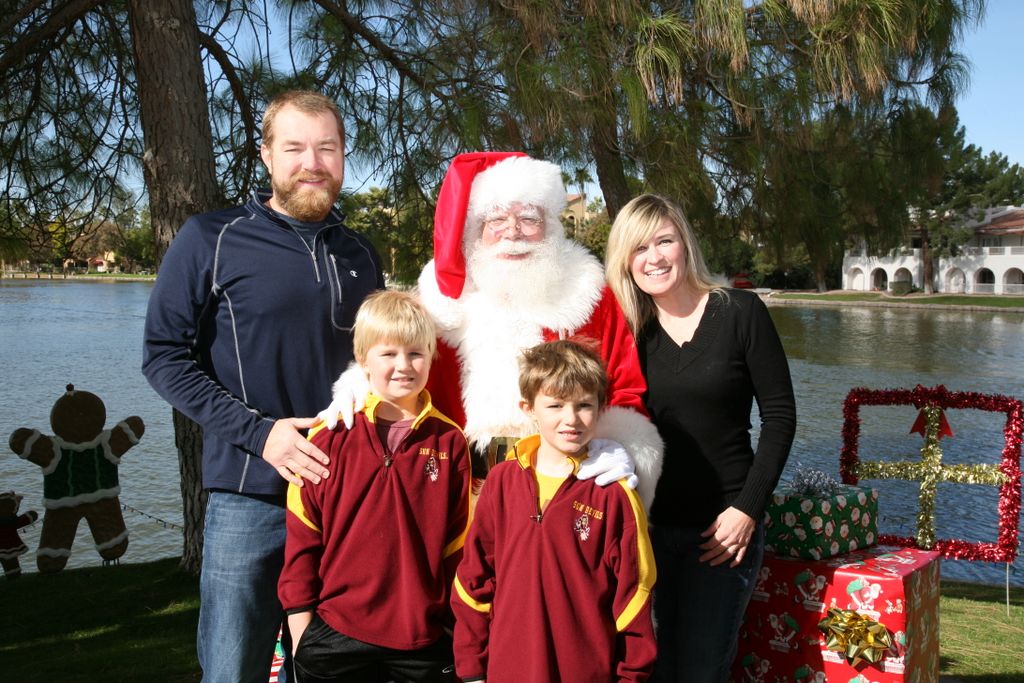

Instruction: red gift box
[732,546,940,682]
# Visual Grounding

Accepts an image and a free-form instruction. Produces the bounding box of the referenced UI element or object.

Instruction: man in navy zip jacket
[142,90,384,683]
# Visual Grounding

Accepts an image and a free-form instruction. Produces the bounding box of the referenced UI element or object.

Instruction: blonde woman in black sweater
[605,194,796,682]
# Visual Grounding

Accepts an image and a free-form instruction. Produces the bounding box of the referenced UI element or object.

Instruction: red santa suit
[417,152,663,508]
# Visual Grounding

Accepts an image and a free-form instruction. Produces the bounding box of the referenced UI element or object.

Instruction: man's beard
[465,237,562,308]
[272,172,341,222]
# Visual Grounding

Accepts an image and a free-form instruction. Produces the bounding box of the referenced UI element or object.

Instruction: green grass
[774,291,1024,309]
[937,581,1024,681]
[1,559,1020,681]
[1,558,200,682]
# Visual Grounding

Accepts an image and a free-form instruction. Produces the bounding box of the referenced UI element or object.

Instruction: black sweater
[641,289,796,528]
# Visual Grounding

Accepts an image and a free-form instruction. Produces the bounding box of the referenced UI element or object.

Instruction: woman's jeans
[198,491,289,683]
[650,522,764,683]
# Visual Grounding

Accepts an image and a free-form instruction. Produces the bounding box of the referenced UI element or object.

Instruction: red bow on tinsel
[909,408,953,439]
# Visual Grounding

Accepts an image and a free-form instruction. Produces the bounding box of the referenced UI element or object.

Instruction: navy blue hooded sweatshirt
[142,191,384,496]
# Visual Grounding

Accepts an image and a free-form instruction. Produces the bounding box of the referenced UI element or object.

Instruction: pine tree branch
[0,0,106,74]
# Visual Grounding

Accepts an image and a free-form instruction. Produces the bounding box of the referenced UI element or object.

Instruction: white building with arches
[843,207,1024,295]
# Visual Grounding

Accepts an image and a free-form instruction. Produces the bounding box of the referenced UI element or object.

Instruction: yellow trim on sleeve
[614,482,657,632]
[286,483,321,533]
[454,575,491,614]
[443,524,468,558]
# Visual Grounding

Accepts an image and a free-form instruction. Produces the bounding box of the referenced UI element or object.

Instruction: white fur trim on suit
[592,406,664,514]
[418,261,465,332]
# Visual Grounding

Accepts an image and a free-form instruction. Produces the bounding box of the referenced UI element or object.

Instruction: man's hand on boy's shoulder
[262,417,331,486]
[577,439,639,489]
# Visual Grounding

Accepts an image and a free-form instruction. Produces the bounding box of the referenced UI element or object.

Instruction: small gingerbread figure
[0,491,38,579]
[8,384,144,573]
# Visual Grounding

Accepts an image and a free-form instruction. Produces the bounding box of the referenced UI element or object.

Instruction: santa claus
[322,152,663,506]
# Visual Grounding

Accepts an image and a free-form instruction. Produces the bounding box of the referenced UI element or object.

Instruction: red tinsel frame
[841,384,1023,563]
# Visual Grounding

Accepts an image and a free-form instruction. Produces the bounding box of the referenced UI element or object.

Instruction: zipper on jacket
[381,423,420,470]
[325,249,354,332]
[286,227,322,283]
[309,250,321,282]
[529,468,576,525]
[329,253,344,300]
[282,223,323,283]
[527,468,547,523]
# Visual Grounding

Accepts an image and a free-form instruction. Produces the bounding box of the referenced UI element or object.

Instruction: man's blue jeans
[649,522,764,683]
[198,491,289,683]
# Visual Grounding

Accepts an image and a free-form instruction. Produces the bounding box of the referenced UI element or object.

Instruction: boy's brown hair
[518,339,607,407]
[353,290,437,363]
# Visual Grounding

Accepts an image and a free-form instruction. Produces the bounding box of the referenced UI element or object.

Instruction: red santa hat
[433,151,568,298]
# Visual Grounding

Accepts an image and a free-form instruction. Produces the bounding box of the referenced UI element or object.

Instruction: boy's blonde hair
[353,290,437,363]
[518,339,607,408]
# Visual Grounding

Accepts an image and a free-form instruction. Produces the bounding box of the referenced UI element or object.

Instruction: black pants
[292,614,454,683]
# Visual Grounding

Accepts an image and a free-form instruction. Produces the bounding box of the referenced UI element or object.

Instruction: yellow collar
[508,434,588,475]
[364,389,435,430]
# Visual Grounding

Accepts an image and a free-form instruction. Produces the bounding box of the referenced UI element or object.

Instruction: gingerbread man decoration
[0,491,38,579]
[8,384,144,573]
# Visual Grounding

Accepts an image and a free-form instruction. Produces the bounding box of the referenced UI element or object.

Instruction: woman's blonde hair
[353,290,437,363]
[518,339,607,408]
[605,193,722,337]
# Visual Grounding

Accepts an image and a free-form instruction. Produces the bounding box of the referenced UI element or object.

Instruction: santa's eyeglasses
[483,213,544,237]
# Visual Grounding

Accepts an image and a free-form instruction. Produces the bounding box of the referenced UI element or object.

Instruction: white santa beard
[456,307,540,445]
[465,237,563,312]
[421,235,607,447]
[452,239,560,445]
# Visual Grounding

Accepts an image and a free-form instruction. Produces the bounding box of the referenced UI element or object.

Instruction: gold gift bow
[818,607,893,666]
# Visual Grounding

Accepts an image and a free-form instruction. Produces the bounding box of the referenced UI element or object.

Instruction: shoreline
[760,291,1024,314]
[6,274,1023,314]
[2,272,154,282]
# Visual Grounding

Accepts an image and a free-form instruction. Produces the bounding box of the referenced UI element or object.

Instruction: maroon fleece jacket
[279,391,471,649]
[452,435,657,681]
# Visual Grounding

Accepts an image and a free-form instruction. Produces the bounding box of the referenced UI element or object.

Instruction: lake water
[1,280,1021,586]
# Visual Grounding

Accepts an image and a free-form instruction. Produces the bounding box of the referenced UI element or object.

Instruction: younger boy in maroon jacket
[279,290,471,682]
[452,340,657,682]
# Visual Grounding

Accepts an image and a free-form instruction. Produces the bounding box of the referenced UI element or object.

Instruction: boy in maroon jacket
[452,340,657,682]
[279,290,471,682]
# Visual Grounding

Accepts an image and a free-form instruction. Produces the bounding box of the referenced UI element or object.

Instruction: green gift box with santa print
[764,484,879,560]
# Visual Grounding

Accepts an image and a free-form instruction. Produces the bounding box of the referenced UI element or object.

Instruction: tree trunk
[590,104,631,220]
[921,228,934,294]
[815,263,828,292]
[174,408,207,572]
[127,0,220,574]
[127,0,220,264]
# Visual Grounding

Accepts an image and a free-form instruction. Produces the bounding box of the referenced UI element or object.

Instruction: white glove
[577,438,639,489]
[316,363,369,430]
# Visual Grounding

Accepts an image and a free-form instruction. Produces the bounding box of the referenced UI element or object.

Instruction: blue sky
[955,1,1023,166]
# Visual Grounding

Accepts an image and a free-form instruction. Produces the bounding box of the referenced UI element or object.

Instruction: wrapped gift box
[764,484,879,560]
[732,546,940,683]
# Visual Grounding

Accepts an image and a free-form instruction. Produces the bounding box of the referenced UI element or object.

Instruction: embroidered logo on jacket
[425,454,439,482]
[574,514,591,541]
[571,500,605,520]
[419,447,448,460]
